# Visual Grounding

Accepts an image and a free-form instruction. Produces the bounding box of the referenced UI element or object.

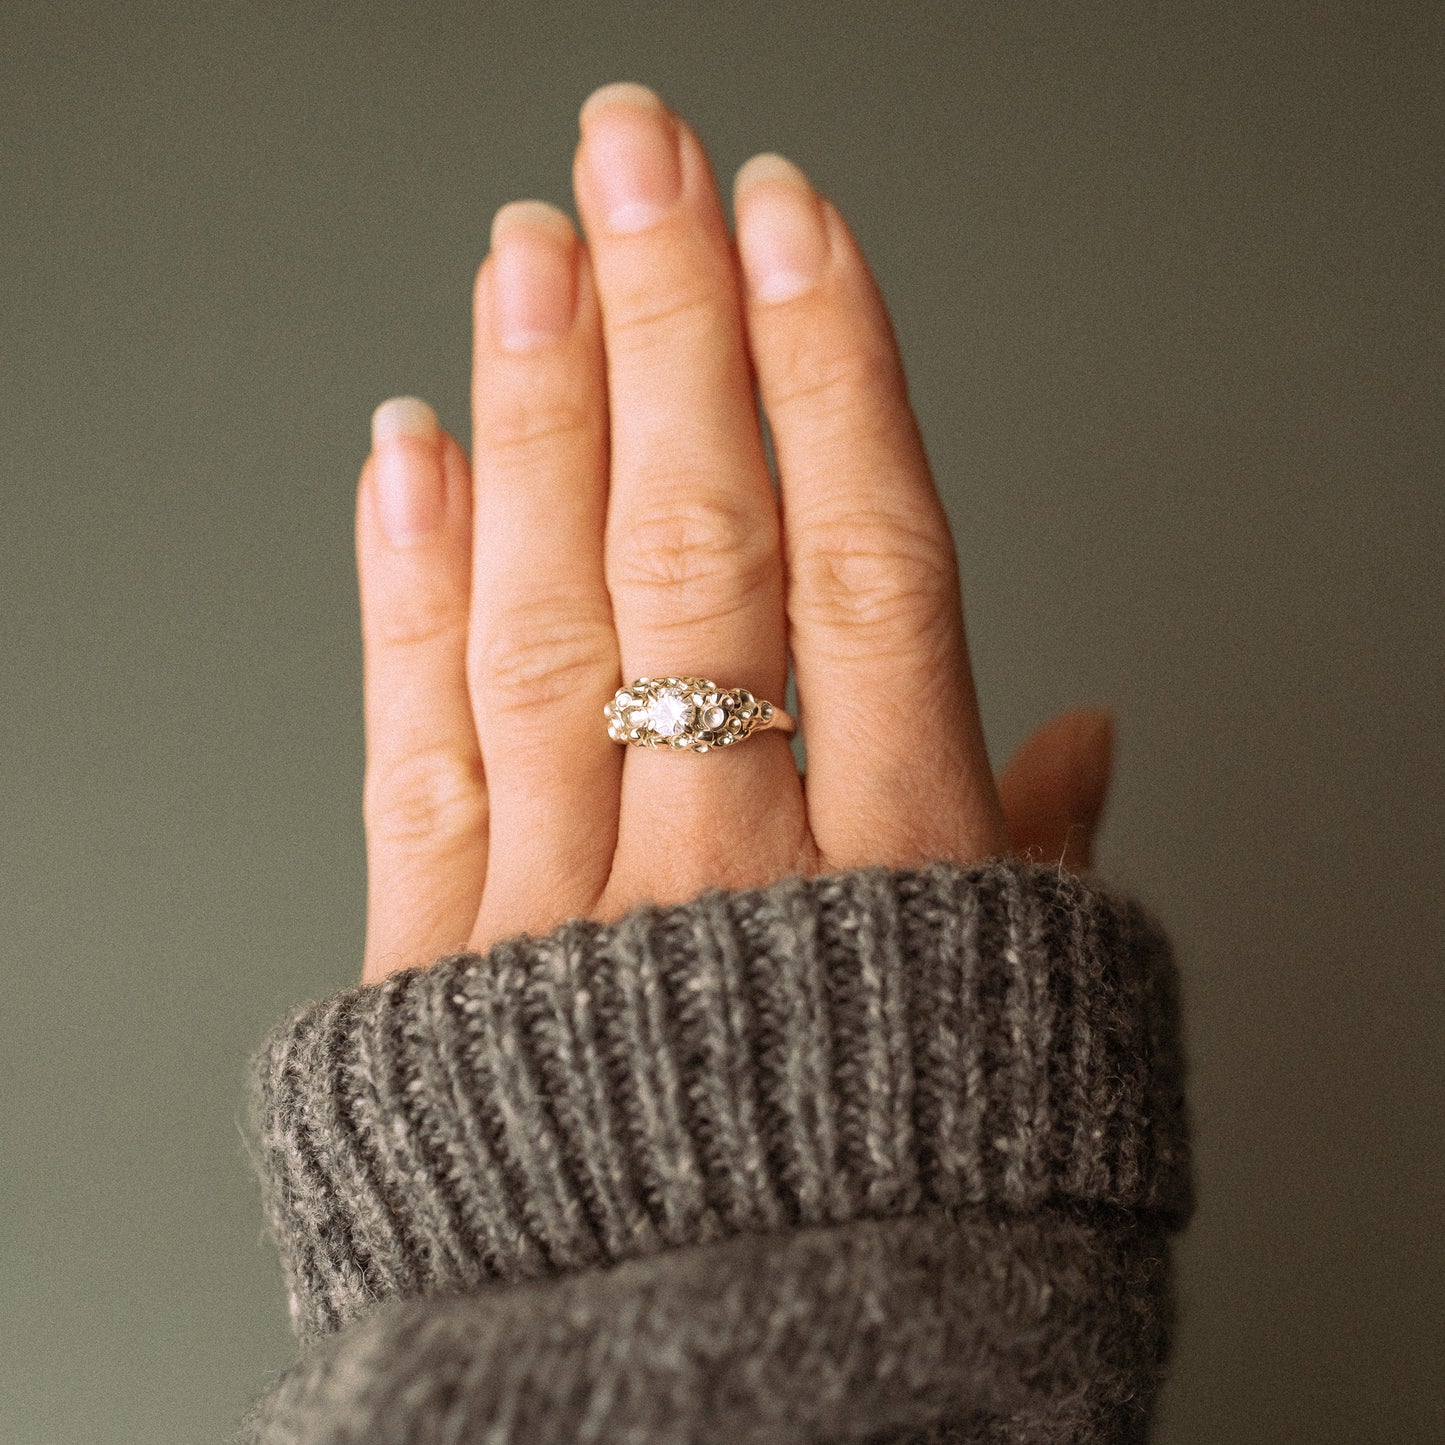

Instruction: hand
[355,83,1113,984]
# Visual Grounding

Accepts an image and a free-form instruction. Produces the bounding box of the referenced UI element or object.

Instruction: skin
[355,82,1115,985]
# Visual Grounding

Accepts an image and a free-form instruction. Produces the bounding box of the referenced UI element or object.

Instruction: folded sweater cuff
[250,857,1193,1342]
[244,1204,1175,1445]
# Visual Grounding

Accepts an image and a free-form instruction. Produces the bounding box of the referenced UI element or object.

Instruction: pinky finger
[357,398,488,983]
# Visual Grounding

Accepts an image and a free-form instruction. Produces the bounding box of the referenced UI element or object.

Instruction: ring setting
[604,677,795,754]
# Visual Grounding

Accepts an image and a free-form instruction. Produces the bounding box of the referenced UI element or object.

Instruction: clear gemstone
[646,690,694,737]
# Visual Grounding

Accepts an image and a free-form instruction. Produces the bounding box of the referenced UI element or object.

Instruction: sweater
[240,856,1194,1444]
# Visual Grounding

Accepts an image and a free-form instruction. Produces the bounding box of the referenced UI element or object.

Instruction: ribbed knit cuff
[249,858,1193,1343]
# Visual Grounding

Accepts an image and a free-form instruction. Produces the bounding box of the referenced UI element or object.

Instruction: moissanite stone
[646,690,694,737]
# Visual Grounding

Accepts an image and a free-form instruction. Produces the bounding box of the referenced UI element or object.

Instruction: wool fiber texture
[242,857,1194,1443]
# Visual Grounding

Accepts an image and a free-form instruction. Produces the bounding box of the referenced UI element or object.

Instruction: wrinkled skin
[354,83,1114,984]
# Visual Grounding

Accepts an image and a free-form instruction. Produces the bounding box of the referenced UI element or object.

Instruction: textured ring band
[604,677,796,754]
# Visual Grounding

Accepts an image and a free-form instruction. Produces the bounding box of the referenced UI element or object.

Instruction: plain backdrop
[3,3,1441,1441]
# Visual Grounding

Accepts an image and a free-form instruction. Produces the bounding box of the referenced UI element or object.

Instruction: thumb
[996,707,1115,871]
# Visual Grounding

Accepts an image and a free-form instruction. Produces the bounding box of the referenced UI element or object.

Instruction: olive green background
[3,2,1441,1441]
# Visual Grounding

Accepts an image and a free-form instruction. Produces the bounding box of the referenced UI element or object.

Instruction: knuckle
[364,746,486,850]
[482,393,595,460]
[769,341,905,423]
[471,604,615,715]
[609,494,778,626]
[369,587,467,652]
[607,282,722,355]
[792,514,958,644]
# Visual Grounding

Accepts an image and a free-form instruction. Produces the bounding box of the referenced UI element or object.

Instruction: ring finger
[467,202,621,947]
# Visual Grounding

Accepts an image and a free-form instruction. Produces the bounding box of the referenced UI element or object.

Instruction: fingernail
[370,396,444,546]
[579,82,681,233]
[490,201,579,353]
[734,153,828,303]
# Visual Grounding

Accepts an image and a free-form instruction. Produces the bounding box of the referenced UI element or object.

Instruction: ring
[604,677,796,754]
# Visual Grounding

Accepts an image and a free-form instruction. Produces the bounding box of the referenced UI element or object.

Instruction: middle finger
[573,84,808,906]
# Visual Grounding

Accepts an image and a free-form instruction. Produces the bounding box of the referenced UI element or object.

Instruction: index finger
[732,155,1007,867]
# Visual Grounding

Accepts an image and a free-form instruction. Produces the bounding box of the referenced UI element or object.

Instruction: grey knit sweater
[241,857,1194,1444]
